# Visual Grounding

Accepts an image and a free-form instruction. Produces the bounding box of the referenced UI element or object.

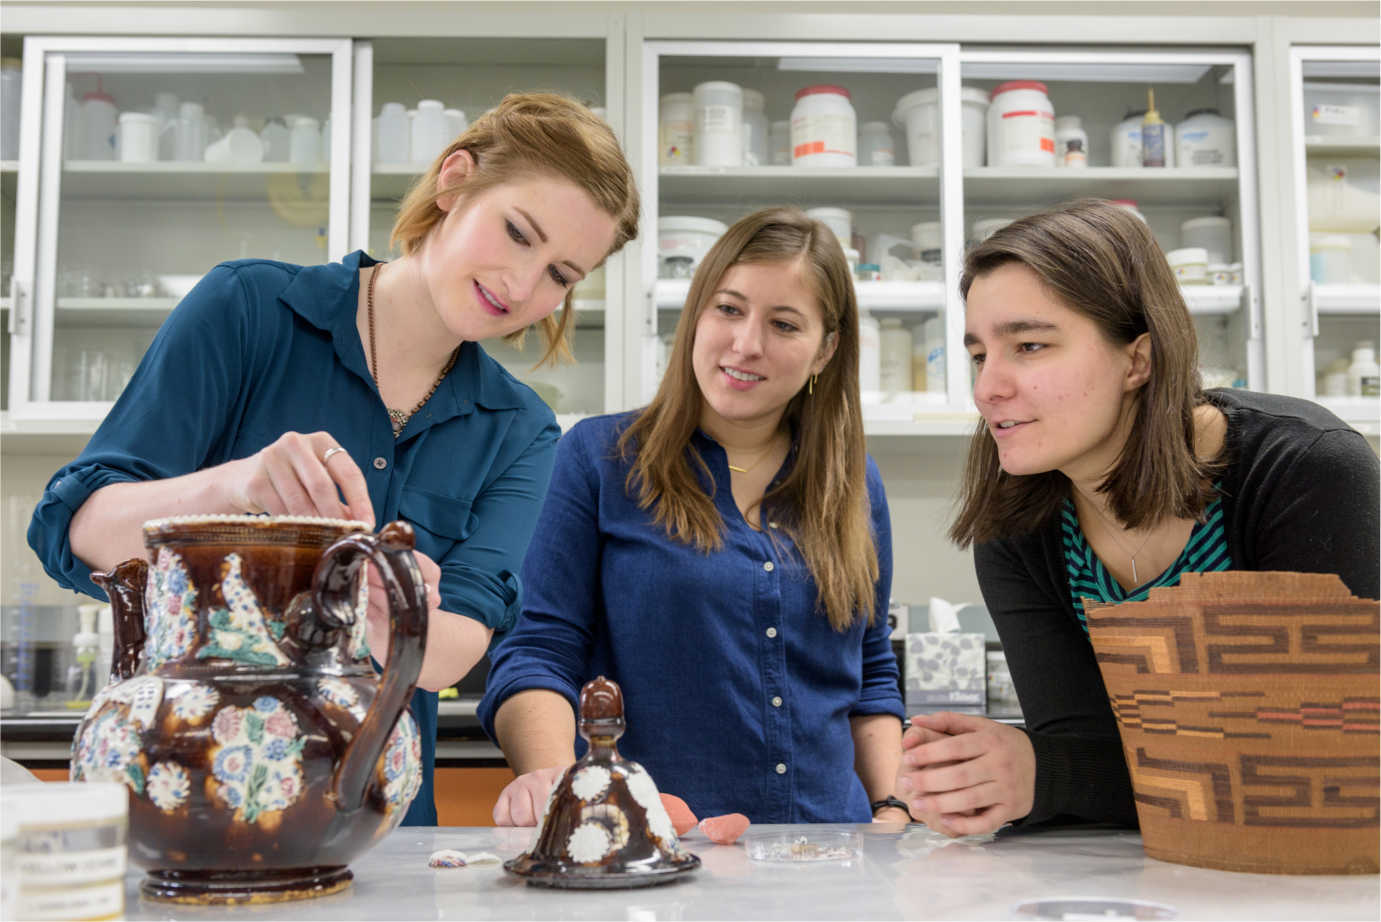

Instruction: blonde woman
[29,93,640,825]
[898,199,1379,836]
[480,207,909,826]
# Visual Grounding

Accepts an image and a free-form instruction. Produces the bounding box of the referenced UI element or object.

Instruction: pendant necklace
[366,263,458,439]
[726,434,782,475]
[1084,496,1155,585]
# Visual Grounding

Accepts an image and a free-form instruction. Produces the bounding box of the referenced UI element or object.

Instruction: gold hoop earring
[808,373,817,396]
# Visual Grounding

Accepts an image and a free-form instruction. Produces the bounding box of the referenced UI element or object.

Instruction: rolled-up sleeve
[853,456,903,718]
[434,418,559,633]
[27,266,249,597]
[478,420,601,739]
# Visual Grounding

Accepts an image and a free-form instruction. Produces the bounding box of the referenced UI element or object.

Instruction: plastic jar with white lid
[806,206,852,248]
[1180,216,1232,265]
[858,312,881,396]
[1111,109,1144,168]
[769,120,791,165]
[741,88,768,166]
[693,81,743,167]
[858,122,895,166]
[1309,233,1353,284]
[658,215,728,275]
[791,85,856,167]
[659,92,694,165]
[892,86,989,168]
[1166,247,1210,284]
[7,782,127,921]
[1054,115,1088,167]
[1175,108,1235,167]
[987,81,1055,167]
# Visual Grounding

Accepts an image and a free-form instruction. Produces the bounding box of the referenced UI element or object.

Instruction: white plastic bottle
[1054,115,1088,167]
[1347,342,1380,397]
[741,88,768,166]
[658,92,694,165]
[923,315,946,393]
[693,81,743,167]
[879,318,913,395]
[791,84,856,167]
[858,312,881,397]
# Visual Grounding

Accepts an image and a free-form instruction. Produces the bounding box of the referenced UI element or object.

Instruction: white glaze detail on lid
[143,513,369,531]
[570,765,611,802]
[625,766,677,845]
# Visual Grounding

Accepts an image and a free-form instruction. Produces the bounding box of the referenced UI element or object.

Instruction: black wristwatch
[871,796,912,819]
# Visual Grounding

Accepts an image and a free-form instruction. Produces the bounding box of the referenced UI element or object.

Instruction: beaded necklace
[366,263,458,439]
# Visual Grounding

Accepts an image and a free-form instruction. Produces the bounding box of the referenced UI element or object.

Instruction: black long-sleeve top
[975,388,1380,827]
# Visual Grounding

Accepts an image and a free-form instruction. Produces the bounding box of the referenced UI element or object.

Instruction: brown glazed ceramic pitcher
[70,514,428,904]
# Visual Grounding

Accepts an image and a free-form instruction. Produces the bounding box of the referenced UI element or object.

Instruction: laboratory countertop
[116,823,1378,921]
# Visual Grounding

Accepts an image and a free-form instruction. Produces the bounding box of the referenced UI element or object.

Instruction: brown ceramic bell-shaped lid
[503,676,700,889]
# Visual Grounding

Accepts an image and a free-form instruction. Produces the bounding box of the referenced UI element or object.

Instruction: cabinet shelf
[370,164,429,200]
[1314,396,1381,436]
[1314,284,1381,315]
[1305,136,1381,157]
[55,297,179,327]
[659,166,940,206]
[657,280,1238,316]
[58,161,328,201]
[963,166,1241,206]
[655,279,946,313]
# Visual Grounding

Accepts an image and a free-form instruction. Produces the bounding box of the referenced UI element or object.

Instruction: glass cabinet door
[960,48,1262,396]
[353,37,612,427]
[7,37,352,422]
[1288,46,1380,435]
[639,41,963,435]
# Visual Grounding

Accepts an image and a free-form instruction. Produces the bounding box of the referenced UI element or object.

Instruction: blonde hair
[950,198,1220,547]
[391,92,639,366]
[617,207,877,632]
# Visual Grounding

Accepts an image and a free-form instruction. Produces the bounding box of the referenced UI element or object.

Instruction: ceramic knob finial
[578,675,625,738]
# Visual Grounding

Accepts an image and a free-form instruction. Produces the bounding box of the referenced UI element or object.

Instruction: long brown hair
[949,198,1220,547]
[617,207,877,631]
[391,92,639,366]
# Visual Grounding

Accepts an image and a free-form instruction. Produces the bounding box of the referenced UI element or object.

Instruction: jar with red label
[986,80,1055,167]
[791,85,856,167]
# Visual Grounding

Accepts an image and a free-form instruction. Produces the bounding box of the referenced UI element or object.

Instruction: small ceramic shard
[427,849,468,868]
[700,812,750,845]
[659,792,699,836]
[466,851,501,867]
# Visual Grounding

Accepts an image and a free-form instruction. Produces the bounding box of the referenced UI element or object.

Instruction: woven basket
[1085,571,1379,874]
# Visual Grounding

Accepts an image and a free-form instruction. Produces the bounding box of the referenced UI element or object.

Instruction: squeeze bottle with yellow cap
[1141,88,1167,168]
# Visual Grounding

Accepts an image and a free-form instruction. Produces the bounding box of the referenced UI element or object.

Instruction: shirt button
[763,561,774,572]
[771,695,783,708]
[765,626,778,639]
[372,457,388,470]
[775,763,787,775]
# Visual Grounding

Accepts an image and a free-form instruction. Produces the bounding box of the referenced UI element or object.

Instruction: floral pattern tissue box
[904,633,987,714]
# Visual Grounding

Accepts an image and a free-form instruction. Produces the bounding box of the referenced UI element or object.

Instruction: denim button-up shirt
[28,250,560,826]
[479,412,903,823]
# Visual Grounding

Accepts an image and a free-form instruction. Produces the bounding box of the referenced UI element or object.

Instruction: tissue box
[904,632,987,714]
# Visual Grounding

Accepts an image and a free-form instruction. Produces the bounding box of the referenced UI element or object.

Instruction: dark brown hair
[391,92,639,366]
[949,198,1220,547]
[617,207,877,631]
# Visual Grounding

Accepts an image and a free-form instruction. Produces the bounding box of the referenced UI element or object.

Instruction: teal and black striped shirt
[1061,493,1231,629]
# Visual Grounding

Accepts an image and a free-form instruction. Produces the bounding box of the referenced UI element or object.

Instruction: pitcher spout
[91,558,149,681]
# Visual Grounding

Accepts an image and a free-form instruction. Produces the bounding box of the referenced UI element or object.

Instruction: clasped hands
[896,712,1035,837]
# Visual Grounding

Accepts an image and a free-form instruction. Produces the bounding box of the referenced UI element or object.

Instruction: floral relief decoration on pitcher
[168,683,220,724]
[381,711,423,811]
[72,701,147,795]
[145,547,198,670]
[197,553,291,667]
[351,575,370,661]
[209,696,305,824]
[146,761,191,813]
[316,677,366,720]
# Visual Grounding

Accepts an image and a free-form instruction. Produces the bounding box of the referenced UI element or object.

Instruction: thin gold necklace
[366,263,458,439]
[1081,495,1155,584]
[726,434,782,475]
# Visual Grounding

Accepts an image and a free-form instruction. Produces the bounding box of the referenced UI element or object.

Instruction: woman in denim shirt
[28,93,639,825]
[480,207,909,826]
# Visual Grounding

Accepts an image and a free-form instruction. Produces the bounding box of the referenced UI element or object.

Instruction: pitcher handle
[91,558,149,681]
[311,521,428,814]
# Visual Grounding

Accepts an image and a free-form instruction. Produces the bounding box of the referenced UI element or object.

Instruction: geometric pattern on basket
[1087,602,1379,674]
[1127,747,1381,828]
[1109,689,1380,738]
[1240,755,1380,828]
